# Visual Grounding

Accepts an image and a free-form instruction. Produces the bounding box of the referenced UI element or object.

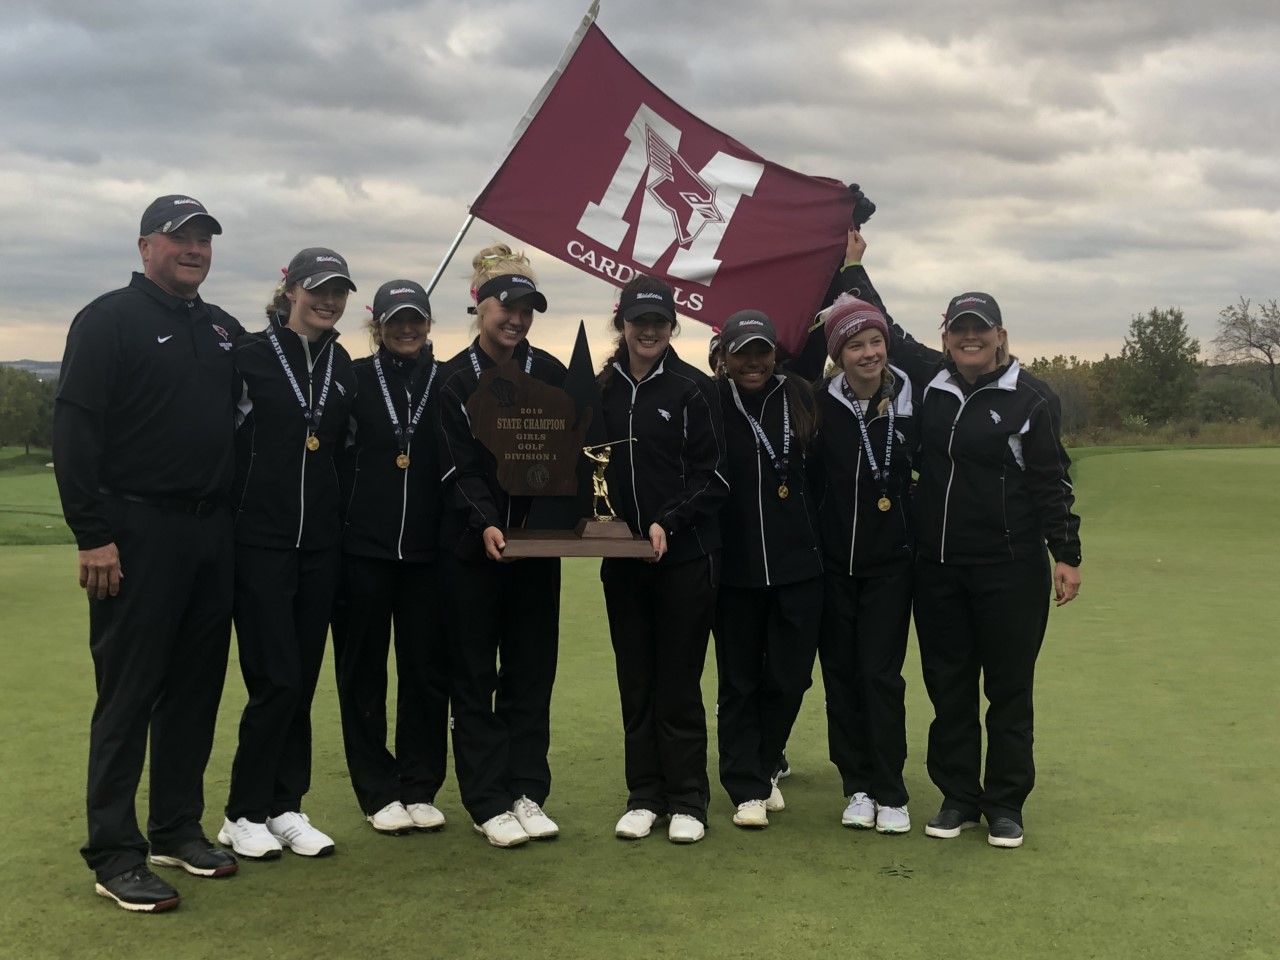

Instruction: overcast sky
[1,0,1275,369]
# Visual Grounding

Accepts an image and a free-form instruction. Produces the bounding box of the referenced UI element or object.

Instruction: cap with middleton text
[720,310,777,354]
[139,195,223,236]
[372,280,431,323]
[285,247,357,292]
[619,285,676,324]
[472,273,548,313]
[944,292,1002,329]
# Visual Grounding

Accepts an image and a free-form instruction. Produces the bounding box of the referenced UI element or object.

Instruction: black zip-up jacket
[598,346,728,565]
[436,338,568,562]
[231,324,356,551]
[912,361,1082,567]
[54,273,244,548]
[717,375,822,587]
[828,261,1082,568]
[339,346,442,563]
[811,365,918,578]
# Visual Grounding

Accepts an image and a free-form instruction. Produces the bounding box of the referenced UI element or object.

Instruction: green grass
[1,449,1276,959]
[0,447,72,546]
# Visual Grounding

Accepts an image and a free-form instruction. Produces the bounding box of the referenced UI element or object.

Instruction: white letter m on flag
[576,104,765,286]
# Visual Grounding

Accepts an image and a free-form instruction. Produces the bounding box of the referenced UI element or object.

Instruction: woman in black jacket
[812,294,919,835]
[597,276,728,845]
[712,310,821,830]
[435,244,566,849]
[218,248,358,861]
[332,279,447,836]
[893,291,1082,849]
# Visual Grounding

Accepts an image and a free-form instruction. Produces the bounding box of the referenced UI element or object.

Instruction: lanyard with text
[374,356,438,470]
[269,329,334,452]
[841,377,895,512]
[469,346,533,379]
[731,379,792,500]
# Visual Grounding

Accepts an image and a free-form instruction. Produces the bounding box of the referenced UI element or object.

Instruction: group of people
[54,194,1081,915]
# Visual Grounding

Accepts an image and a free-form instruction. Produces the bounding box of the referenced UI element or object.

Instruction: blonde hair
[875,367,896,416]
[469,243,536,291]
[264,279,290,321]
[469,243,536,331]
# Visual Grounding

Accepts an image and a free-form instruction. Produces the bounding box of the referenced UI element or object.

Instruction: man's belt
[98,486,223,518]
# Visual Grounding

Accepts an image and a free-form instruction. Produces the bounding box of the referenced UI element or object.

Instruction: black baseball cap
[285,247,357,292]
[472,273,547,313]
[372,279,431,323]
[139,195,222,236]
[944,292,1002,329]
[720,310,777,354]
[619,285,676,324]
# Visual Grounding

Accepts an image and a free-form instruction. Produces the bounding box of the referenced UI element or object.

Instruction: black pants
[81,499,233,881]
[714,577,821,806]
[602,554,716,822]
[819,567,913,806]
[331,554,448,815]
[441,553,560,825]
[226,543,341,822]
[913,556,1051,824]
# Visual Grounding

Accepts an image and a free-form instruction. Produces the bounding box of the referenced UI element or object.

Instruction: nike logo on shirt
[157,335,174,343]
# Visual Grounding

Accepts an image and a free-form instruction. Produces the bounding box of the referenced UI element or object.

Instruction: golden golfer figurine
[582,440,625,521]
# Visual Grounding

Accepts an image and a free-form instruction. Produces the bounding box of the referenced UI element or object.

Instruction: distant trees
[0,367,56,453]
[1022,355,1094,432]
[1213,298,1280,403]
[1022,299,1280,440]
[1118,307,1200,425]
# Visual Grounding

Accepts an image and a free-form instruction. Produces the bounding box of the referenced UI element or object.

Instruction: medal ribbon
[469,345,533,378]
[374,355,438,453]
[269,328,334,433]
[730,379,791,489]
[841,377,895,491]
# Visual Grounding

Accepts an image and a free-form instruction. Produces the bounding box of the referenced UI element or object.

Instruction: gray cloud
[0,0,1276,367]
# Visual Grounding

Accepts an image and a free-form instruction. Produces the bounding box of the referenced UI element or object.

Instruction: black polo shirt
[55,272,244,547]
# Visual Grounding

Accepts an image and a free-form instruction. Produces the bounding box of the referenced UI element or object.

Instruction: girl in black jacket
[712,310,821,830]
[889,290,1082,849]
[435,244,566,849]
[812,294,918,835]
[331,279,447,836]
[597,276,728,845]
[219,248,358,862]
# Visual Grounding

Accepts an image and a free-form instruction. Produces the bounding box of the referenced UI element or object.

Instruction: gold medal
[877,496,891,512]
[305,434,320,452]
[778,483,790,500]
[395,452,411,470]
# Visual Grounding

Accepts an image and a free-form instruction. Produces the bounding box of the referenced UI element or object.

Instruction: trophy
[465,323,654,559]
[575,438,640,542]
[582,442,618,521]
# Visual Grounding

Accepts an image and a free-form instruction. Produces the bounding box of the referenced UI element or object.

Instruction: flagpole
[425,0,599,298]
[425,214,476,298]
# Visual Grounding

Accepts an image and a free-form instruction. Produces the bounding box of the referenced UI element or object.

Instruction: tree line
[1022,299,1280,442]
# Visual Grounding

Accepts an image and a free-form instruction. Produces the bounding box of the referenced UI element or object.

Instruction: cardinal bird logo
[644,125,724,246]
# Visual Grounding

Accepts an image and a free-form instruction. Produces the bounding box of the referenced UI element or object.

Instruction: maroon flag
[469,10,854,357]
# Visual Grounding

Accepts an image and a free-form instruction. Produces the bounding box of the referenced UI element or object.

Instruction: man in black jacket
[53,195,243,912]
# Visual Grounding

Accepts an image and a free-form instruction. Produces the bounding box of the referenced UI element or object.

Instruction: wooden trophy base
[501,518,656,559]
